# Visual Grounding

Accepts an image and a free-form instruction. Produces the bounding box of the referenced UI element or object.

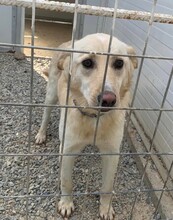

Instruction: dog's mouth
[73,90,117,117]
[73,99,101,118]
[99,107,114,113]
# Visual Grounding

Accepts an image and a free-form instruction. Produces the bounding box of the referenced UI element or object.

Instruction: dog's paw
[99,205,115,220]
[58,199,74,218]
[35,131,46,144]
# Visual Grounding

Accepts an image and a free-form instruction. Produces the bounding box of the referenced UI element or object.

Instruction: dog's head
[58,33,138,113]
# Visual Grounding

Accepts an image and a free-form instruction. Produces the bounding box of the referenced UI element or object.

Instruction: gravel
[0,53,156,219]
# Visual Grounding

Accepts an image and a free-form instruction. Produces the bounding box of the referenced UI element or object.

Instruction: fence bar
[0,188,173,199]
[54,0,79,218]
[0,0,173,24]
[1,152,173,157]
[1,42,173,60]
[128,1,158,218]
[25,1,36,219]
[0,102,173,112]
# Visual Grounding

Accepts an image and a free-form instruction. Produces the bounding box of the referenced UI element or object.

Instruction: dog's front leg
[35,77,58,144]
[58,143,83,218]
[99,150,119,220]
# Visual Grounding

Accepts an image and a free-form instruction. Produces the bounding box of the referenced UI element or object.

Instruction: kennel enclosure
[0,0,173,219]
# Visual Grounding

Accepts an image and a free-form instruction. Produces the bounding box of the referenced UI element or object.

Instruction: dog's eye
[82,59,94,69]
[113,59,124,69]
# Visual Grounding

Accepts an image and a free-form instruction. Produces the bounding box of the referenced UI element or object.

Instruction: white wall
[0,6,24,51]
[81,0,173,177]
[81,0,117,37]
[111,0,173,177]
[0,6,13,50]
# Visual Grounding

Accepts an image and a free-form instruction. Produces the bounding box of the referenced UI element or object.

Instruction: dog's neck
[73,99,104,118]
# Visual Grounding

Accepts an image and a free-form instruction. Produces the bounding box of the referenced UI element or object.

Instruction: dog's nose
[97,91,116,110]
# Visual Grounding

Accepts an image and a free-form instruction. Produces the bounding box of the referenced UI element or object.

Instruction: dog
[35,33,138,219]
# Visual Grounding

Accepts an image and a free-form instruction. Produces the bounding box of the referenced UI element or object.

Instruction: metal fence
[0,0,173,219]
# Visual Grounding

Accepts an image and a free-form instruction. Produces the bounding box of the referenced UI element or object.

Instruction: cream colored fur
[35,33,138,220]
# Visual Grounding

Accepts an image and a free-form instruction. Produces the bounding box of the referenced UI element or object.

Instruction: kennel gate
[0,0,173,219]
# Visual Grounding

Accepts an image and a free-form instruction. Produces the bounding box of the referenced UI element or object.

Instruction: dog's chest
[59,109,123,145]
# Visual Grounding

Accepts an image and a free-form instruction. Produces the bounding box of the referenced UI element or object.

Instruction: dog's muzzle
[97,91,116,112]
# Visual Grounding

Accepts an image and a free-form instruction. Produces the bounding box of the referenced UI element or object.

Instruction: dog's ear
[57,41,72,70]
[127,46,138,69]
[57,53,70,70]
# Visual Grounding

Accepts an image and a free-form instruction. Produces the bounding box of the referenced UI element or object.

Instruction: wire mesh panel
[0,0,173,220]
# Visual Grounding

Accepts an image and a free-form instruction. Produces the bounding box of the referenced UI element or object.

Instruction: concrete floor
[24,20,72,57]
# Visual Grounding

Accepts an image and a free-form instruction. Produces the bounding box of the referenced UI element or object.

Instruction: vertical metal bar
[129,65,173,220]
[12,6,17,49]
[102,3,121,215]
[59,1,78,161]
[25,0,36,219]
[126,1,158,218]
[55,0,78,217]
[80,1,119,219]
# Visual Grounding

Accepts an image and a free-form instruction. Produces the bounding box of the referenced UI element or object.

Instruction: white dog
[35,33,138,219]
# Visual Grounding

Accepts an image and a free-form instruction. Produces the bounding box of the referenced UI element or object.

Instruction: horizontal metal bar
[0,0,173,24]
[0,102,172,112]
[25,17,73,25]
[1,42,173,60]
[1,152,173,157]
[1,188,173,200]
